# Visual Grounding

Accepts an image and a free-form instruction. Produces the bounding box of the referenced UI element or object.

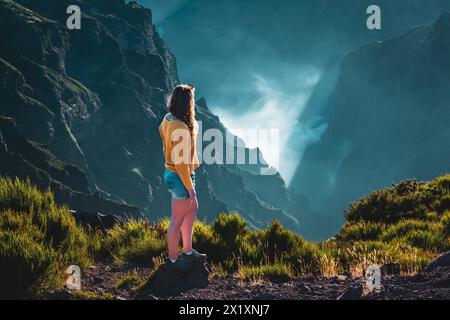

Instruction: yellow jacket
[159,113,199,190]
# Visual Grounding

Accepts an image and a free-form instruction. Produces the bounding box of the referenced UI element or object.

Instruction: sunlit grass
[1,174,448,298]
[0,178,91,299]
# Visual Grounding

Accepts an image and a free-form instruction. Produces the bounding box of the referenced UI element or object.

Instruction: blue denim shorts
[163,170,195,199]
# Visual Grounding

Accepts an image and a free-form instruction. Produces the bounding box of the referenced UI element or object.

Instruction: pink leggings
[167,198,198,260]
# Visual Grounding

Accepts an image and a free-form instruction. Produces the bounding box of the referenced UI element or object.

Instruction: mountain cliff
[0,0,301,230]
[291,13,450,237]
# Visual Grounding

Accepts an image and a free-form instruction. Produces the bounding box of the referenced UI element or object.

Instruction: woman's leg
[167,198,191,261]
[181,201,198,253]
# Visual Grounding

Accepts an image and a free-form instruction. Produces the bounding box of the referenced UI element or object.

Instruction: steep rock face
[292,13,450,237]
[0,116,139,216]
[0,0,302,231]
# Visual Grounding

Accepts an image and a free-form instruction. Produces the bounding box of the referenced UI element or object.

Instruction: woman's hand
[188,188,199,212]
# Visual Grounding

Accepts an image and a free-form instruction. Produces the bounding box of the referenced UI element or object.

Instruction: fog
[138,0,450,185]
[217,66,320,183]
[136,0,450,237]
[142,0,188,24]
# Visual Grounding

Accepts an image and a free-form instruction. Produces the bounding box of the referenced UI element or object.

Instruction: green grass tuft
[102,220,165,265]
[0,177,91,299]
[237,262,293,280]
[115,271,142,290]
[69,290,115,300]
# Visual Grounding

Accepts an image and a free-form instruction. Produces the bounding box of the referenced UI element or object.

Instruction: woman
[159,84,206,270]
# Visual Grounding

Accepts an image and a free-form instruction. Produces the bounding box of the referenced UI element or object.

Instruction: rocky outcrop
[140,260,210,298]
[336,282,364,300]
[0,116,139,216]
[0,0,300,231]
[425,251,450,272]
[70,210,125,233]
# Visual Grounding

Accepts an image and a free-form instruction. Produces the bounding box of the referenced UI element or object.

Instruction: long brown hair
[168,84,196,135]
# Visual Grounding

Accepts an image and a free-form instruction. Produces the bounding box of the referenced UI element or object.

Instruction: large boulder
[424,252,450,272]
[140,260,210,298]
[336,281,363,300]
[70,210,125,232]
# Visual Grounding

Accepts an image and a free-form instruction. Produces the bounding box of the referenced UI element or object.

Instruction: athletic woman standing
[159,84,206,270]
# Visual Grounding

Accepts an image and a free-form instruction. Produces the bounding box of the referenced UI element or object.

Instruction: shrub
[115,271,142,290]
[380,219,440,242]
[0,176,55,216]
[0,229,58,298]
[86,228,103,260]
[213,213,247,246]
[0,178,90,299]
[192,221,223,258]
[345,175,450,223]
[336,174,450,271]
[103,220,165,265]
[245,221,324,275]
[153,217,170,238]
[256,220,304,261]
[239,238,264,266]
[401,230,447,251]
[339,221,385,241]
[205,213,249,265]
[433,175,450,193]
[292,242,324,275]
[69,291,115,300]
[441,211,450,237]
[334,241,428,275]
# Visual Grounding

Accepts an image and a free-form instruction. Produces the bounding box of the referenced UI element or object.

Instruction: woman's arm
[170,122,195,193]
[175,163,194,191]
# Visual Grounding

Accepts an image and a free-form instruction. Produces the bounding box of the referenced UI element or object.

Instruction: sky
[138,0,188,24]
[217,67,321,183]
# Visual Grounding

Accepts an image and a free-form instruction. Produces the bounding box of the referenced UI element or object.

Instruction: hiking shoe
[164,258,190,272]
[181,249,207,262]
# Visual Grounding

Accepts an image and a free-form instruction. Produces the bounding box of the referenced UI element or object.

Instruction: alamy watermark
[366,264,382,293]
[66,5,81,30]
[65,4,381,31]
[66,265,81,290]
[171,121,280,176]
[367,5,382,30]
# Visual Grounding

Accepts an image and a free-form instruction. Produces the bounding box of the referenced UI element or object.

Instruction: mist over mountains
[141,0,450,238]
[145,0,450,110]
[293,13,450,236]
